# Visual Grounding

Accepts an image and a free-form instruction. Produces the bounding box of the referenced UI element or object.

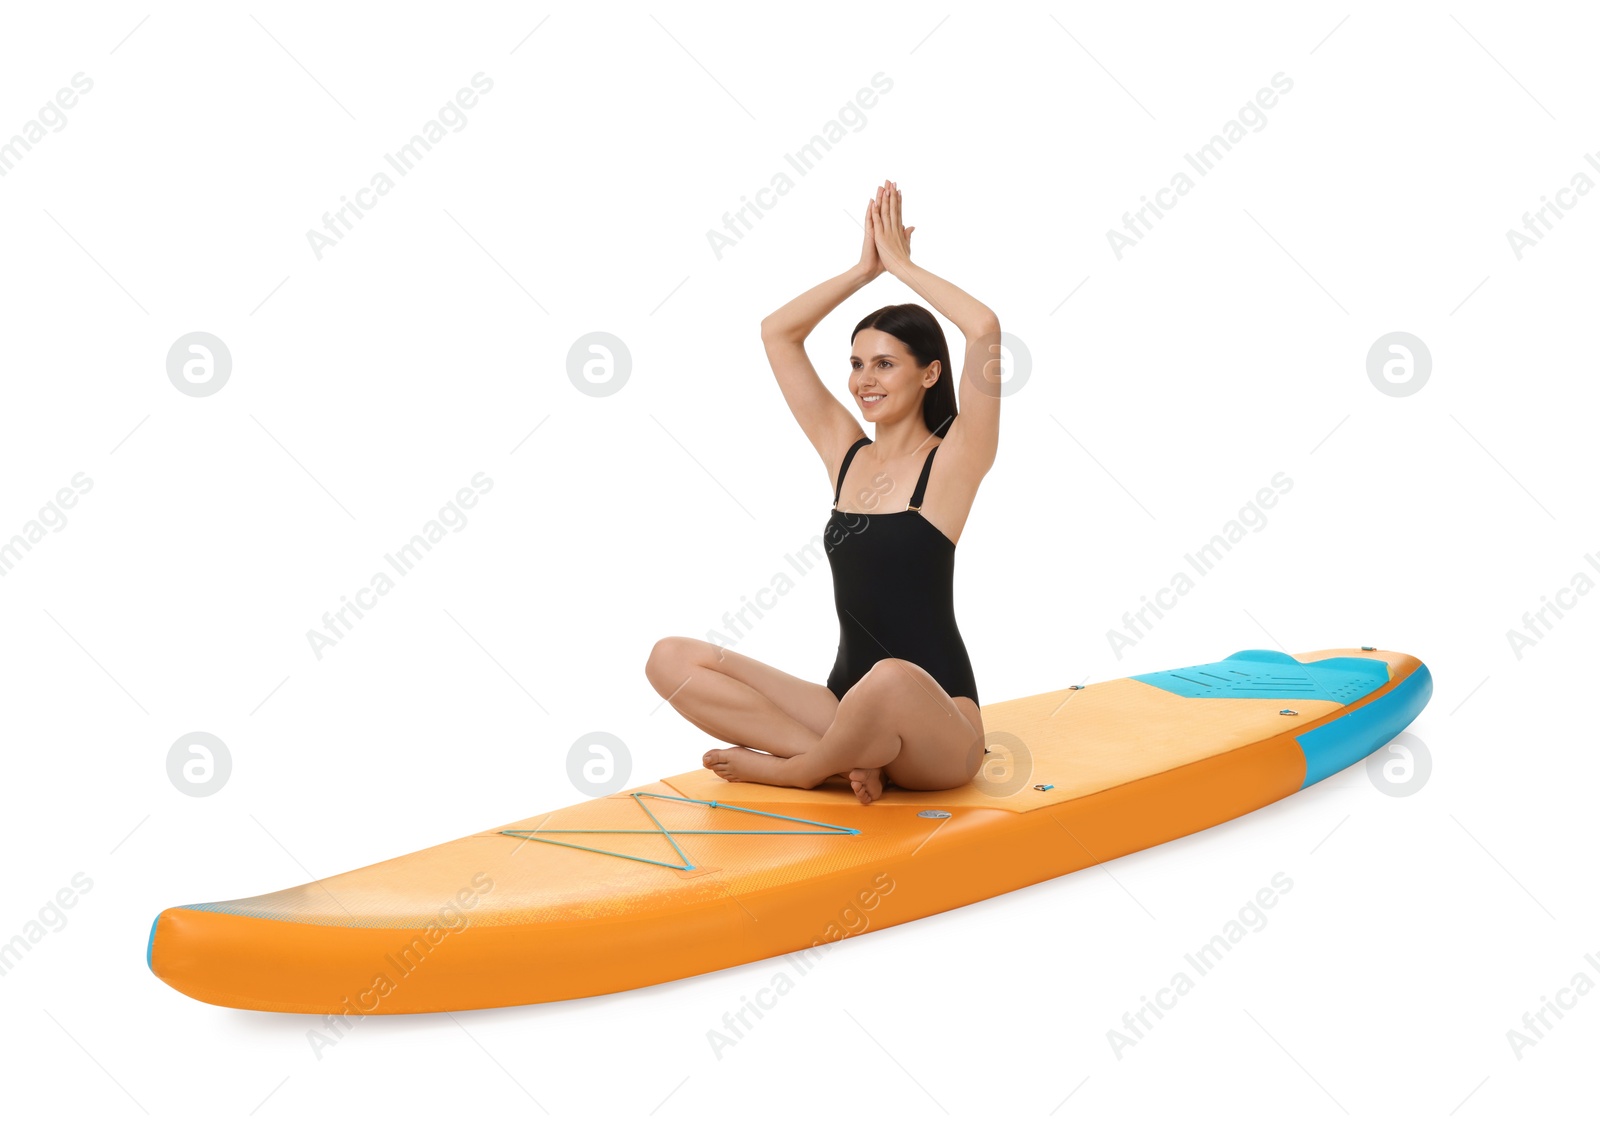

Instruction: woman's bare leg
[703,659,984,800]
[645,636,839,758]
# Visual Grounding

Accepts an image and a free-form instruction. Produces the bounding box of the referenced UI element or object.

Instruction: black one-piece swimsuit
[823,436,980,706]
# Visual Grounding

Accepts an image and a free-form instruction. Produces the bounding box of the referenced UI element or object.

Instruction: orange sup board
[148,646,1431,1014]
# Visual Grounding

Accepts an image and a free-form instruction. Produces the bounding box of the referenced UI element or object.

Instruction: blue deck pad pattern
[1131,650,1390,704]
[1295,663,1433,788]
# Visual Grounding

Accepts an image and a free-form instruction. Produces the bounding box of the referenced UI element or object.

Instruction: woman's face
[849,329,938,423]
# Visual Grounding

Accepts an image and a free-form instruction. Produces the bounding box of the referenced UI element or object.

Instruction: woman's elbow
[964,315,1001,339]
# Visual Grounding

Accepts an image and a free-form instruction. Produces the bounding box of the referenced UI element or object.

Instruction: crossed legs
[644,636,984,804]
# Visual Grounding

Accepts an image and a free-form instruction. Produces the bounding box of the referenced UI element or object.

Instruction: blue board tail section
[1132,649,1389,703]
[1296,663,1433,788]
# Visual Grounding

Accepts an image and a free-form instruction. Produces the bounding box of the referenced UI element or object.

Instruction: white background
[1,1,1594,1125]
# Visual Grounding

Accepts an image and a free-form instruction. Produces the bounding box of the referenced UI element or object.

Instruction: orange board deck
[148,647,1432,1014]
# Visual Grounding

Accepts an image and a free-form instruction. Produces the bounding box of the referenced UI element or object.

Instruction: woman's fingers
[859,198,887,275]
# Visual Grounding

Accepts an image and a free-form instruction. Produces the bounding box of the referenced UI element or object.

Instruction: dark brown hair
[851,304,956,438]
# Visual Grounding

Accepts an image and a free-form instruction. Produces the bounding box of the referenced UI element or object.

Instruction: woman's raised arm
[759,194,899,476]
[870,182,1001,473]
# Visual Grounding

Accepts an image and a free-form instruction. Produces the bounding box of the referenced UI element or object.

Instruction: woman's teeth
[862,394,885,403]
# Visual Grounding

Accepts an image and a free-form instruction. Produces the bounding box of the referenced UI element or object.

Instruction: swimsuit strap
[907,443,940,512]
[833,436,872,507]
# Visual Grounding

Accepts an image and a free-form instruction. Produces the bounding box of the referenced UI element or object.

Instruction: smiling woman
[646,179,1001,805]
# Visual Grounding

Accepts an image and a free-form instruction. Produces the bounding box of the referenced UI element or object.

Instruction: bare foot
[847,766,886,805]
[704,746,750,780]
[703,745,786,785]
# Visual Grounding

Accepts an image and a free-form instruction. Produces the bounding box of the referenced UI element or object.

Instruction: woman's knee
[644,635,715,689]
[645,635,692,687]
[859,658,929,698]
[841,659,914,714]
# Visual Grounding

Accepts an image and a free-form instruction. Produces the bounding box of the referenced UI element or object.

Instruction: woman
[645,179,1000,804]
